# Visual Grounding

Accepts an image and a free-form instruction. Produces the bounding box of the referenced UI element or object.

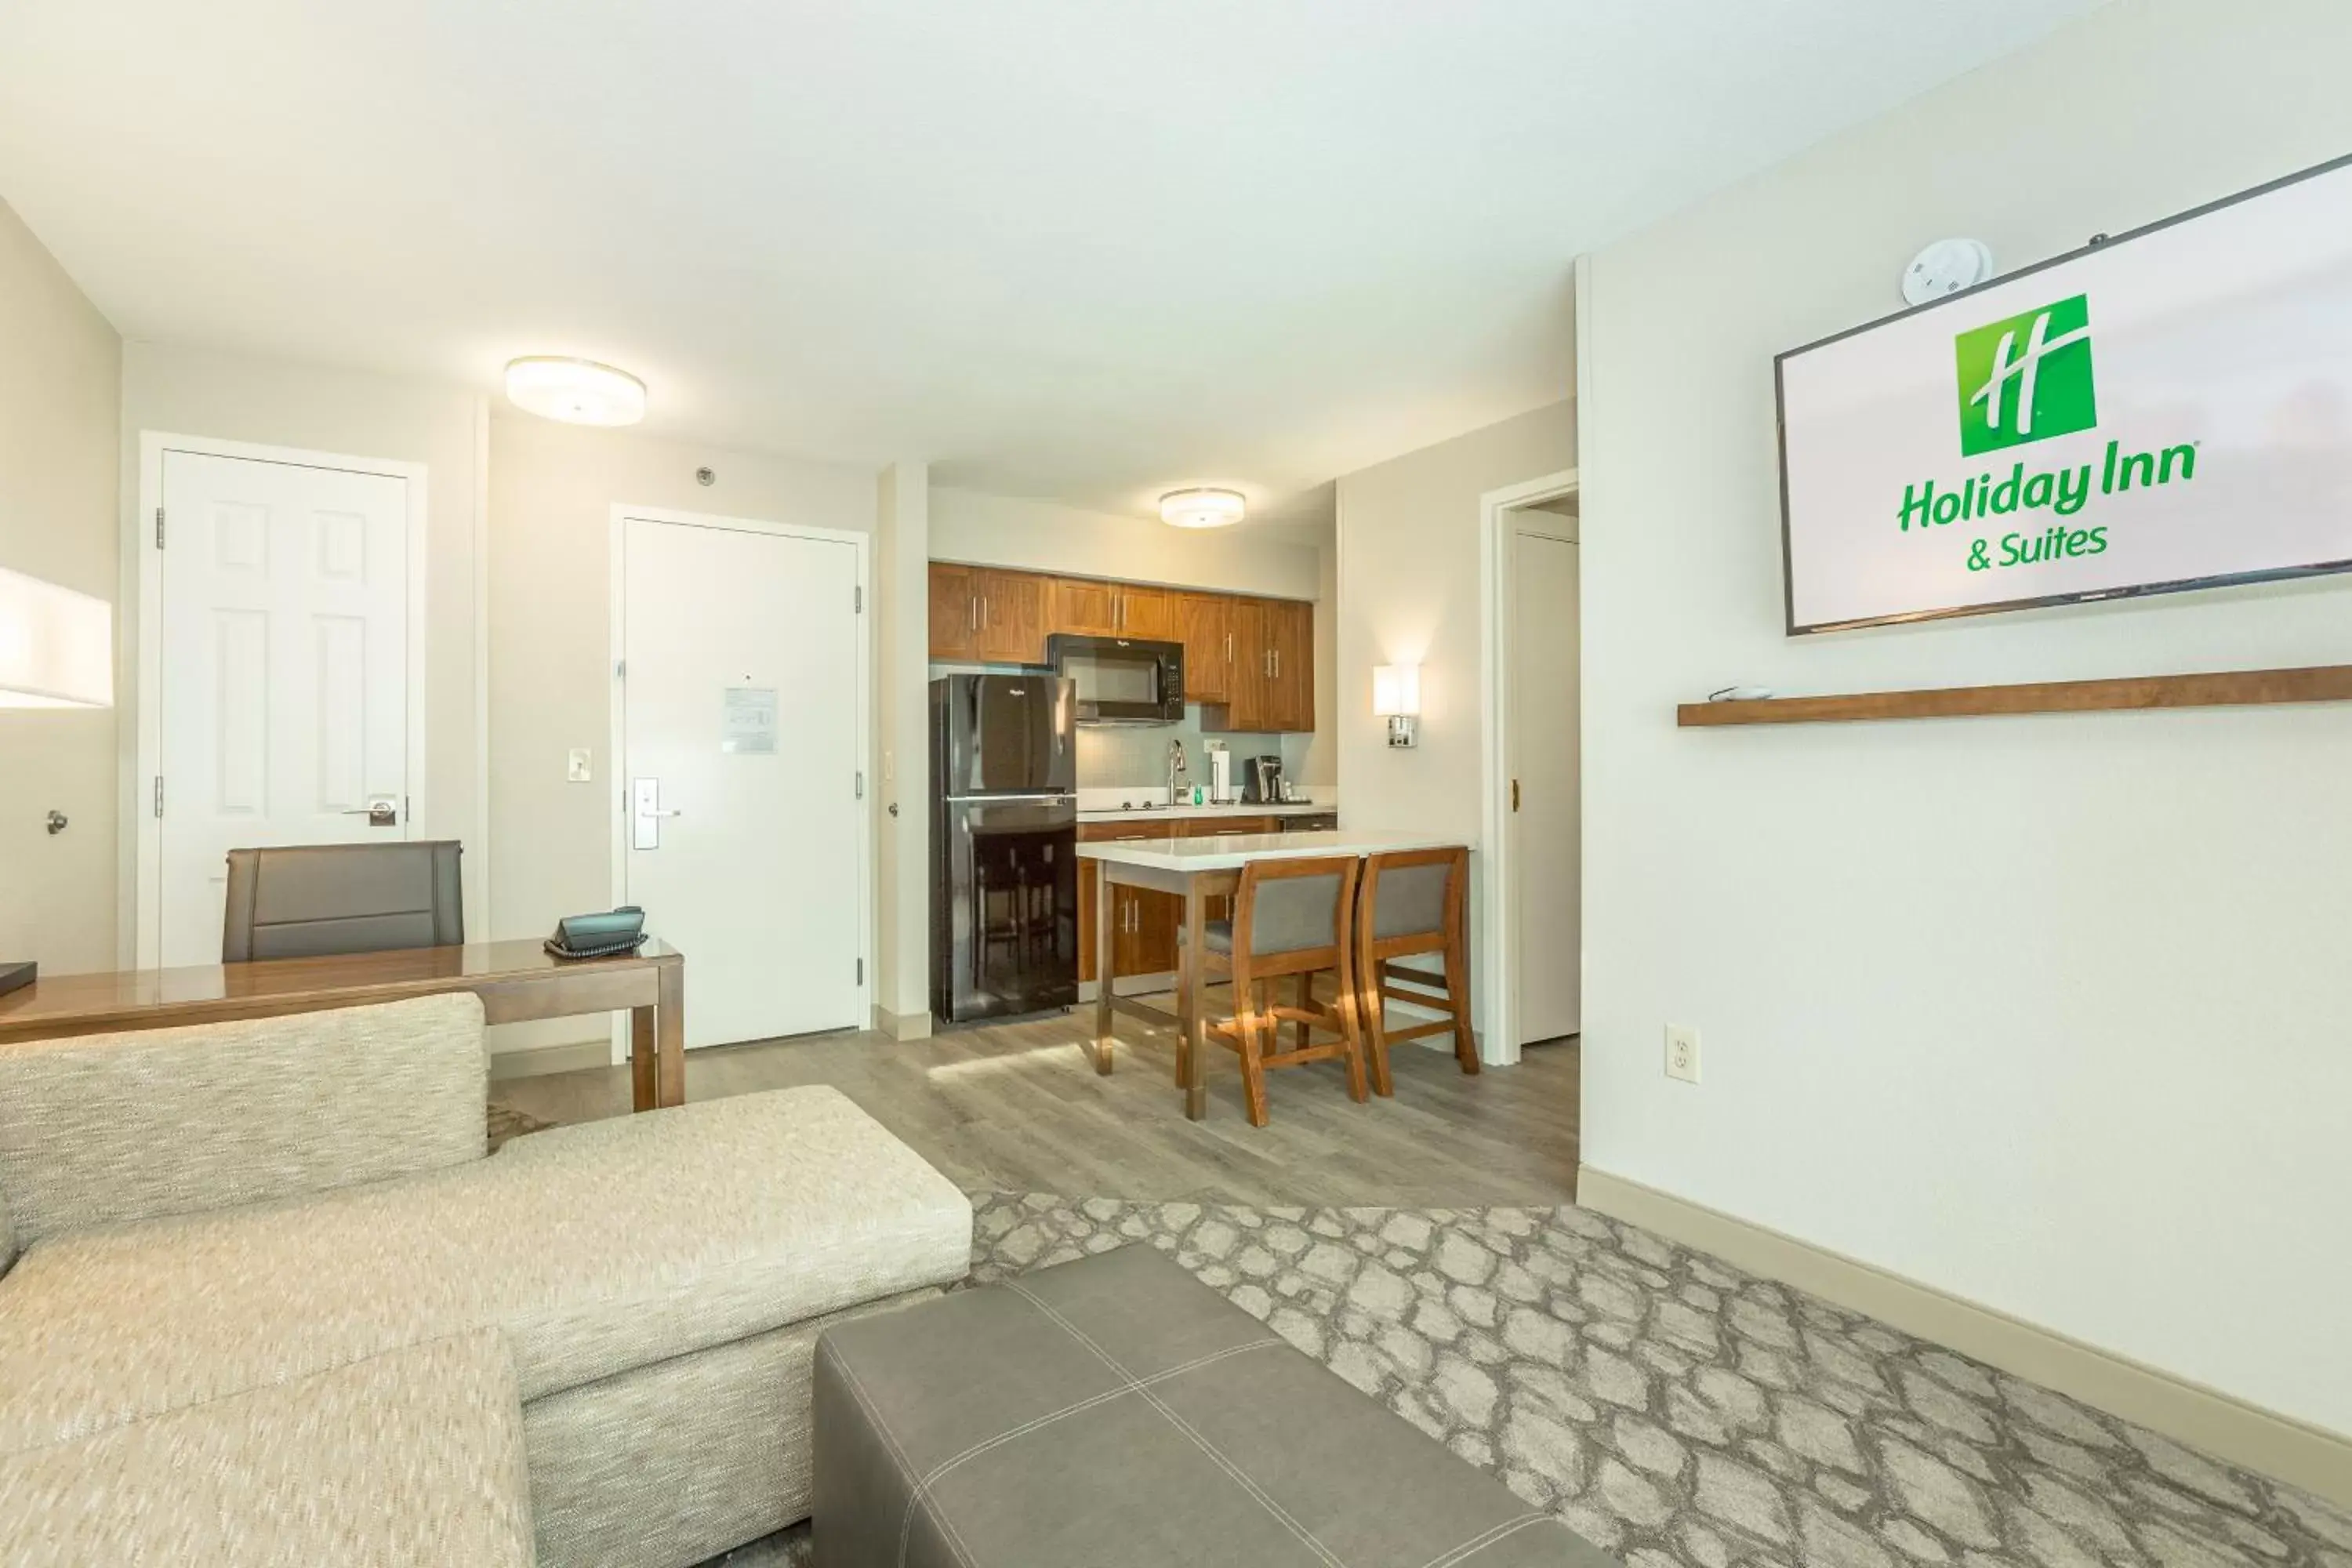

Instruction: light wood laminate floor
[495,995,1581,1207]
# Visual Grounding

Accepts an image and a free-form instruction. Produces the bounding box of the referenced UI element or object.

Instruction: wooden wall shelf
[1677,664,2352,728]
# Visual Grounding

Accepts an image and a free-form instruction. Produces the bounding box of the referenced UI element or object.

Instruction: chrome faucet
[1166,738,1188,808]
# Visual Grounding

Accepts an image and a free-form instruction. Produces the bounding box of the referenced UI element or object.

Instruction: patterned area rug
[952,1195,2351,1568]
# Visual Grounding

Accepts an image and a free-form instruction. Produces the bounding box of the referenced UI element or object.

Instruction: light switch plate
[567,749,593,782]
[1665,1025,1700,1084]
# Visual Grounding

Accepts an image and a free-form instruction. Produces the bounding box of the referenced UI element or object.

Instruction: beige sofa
[0,993,973,1566]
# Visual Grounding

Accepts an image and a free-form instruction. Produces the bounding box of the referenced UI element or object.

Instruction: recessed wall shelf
[1676,665,2352,728]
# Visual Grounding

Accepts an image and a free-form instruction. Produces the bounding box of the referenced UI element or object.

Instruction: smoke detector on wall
[1901,238,1994,307]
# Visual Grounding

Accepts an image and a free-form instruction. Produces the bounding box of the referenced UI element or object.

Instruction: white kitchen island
[1077,829,1474,1120]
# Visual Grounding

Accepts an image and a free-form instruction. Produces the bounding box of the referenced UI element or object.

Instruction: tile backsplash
[1075,706,1312,793]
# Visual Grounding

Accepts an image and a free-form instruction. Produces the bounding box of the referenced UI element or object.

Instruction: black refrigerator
[929,674,1079,1023]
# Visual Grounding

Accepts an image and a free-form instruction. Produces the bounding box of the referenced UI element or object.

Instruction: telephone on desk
[544,906,648,960]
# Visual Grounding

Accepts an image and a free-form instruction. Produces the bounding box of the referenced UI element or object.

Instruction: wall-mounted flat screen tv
[1777,153,2352,634]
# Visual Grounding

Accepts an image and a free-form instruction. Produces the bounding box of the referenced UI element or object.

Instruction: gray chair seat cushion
[812,1244,1612,1568]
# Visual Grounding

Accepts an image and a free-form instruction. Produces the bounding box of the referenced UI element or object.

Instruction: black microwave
[1047,634,1185,724]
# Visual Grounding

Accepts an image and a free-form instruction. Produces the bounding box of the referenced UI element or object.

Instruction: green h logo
[1954,294,2096,456]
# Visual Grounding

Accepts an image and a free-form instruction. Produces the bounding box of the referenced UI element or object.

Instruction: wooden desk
[1080,831,1470,1121]
[0,939,687,1112]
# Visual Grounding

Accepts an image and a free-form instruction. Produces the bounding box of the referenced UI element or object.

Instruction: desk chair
[222,841,465,963]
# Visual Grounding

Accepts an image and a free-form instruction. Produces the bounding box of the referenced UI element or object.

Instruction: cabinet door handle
[982,596,991,630]
[969,597,978,632]
[1272,649,1280,679]
[1225,631,1232,660]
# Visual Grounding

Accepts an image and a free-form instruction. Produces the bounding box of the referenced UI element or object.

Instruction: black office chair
[221,841,465,962]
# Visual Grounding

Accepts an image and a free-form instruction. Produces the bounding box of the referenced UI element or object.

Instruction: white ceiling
[0,1,2099,522]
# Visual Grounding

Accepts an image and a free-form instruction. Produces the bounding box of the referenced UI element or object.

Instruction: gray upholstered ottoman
[812,1243,1613,1568]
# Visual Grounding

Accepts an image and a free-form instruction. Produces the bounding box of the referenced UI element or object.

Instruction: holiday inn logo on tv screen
[1896,286,2198,565]
[1954,293,2097,455]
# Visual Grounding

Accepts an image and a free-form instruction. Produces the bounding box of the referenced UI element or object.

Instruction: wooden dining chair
[1352,846,1476,1094]
[1184,854,1367,1127]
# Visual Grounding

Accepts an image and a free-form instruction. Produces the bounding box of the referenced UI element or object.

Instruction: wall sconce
[1373,663,1419,749]
[0,567,112,709]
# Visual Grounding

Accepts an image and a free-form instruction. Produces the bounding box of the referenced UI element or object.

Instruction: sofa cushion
[0,993,488,1249]
[0,1086,972,1453]
[0,1330,533,1568]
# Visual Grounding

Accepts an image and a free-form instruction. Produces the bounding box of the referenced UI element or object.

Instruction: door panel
[1052,577,1120,637]
[1221,599,1268,731]
[1512,532,1581,1042]
[1178,593,1230,703]
[1077,822,1167,985]
[927,563,979,660]
[973,569,1047,663]
[623,517,864,1047]
[1267,601,1314,731]
[1116,586,1178,640]
[158,452,410,967]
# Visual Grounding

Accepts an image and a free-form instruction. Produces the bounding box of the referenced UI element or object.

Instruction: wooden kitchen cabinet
[1077,822,1181,984]
[1052,576,1120,637]
[1178,593,1232,703]
[1265,598,1315,732]
[927,563,982,661]
[1055,576,1174,640]
[1115,585,1178,640]
[1207,597,1313,733]
[971,568,1046,662]
[930,561,1316,732]
[1217,598,1269,729]
[928,564,1046,662]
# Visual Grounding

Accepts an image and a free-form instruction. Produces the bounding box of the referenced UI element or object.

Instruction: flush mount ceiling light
[504,357,648,426]
[1159,488,1246,529]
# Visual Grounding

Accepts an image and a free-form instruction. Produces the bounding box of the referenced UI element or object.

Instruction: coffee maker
[1241,755,1283,804]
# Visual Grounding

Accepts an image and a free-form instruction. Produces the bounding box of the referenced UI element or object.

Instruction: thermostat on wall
[1901,238,1994,306]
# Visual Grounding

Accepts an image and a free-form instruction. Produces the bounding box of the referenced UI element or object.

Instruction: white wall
[1581,0,2352,1438]
[931,487,1323,601]
[118,343,488,957]
[1335,399,1578,1035]
[0,198,119,976]
[485,415,879,1051]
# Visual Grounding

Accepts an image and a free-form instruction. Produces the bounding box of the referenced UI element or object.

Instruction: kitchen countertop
[1077,800,1333,823]
[1076,829,1469,872]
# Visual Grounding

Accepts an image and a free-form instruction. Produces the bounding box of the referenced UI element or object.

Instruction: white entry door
[1510,528,1581,1043]
[156,450,413,968]
[618,513,867,1048]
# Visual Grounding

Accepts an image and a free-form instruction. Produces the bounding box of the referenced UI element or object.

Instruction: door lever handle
[341,799,398,826]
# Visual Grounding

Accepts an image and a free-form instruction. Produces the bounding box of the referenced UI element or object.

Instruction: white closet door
[158,451,410,968]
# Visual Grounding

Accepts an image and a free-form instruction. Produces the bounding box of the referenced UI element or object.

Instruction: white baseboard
[1575,1167,2352,1509]
[486,1040,611,1080]
[873,1006,933,1041]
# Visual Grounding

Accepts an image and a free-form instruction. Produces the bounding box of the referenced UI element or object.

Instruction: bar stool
[1183,855,1367,1127]
[1353,846,1476,1093]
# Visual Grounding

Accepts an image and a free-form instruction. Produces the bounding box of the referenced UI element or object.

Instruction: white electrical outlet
[567,749,593,783]
[1664,1025,1700,1084]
